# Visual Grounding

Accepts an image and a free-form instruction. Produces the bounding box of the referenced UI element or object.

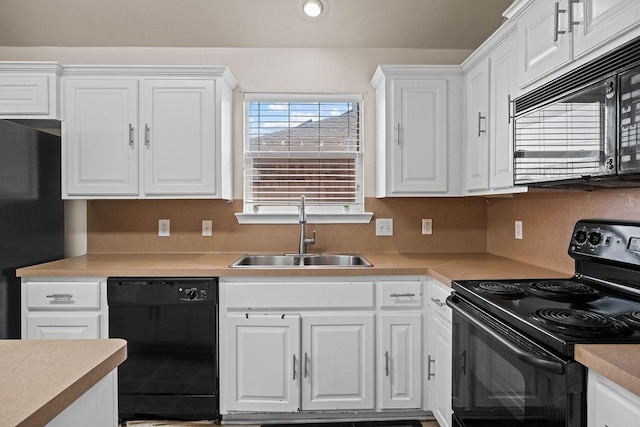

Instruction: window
[238,93,370,224]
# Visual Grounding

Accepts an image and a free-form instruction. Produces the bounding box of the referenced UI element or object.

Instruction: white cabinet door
[142,80,215,195]
[302,314,374,411]
[392,78,449,194]
[428,280,452,427]
[588,370,640,427]
[464,60,490,191]
[26,313,101,339]
[489,33,518,190]
[379,313,422,409]
[573,0,640,59]
[225,314,301,412]
[64,79,139,196]
[518,0,572,87]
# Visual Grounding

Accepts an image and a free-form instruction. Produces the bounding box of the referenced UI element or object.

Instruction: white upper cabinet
[463,24,524,195]
[0,62,62,119]
[62,66,236,200]
[372,66,463,197]
[510,0,640,90]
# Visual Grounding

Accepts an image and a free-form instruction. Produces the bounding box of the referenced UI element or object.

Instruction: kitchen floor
[122,421,440,427]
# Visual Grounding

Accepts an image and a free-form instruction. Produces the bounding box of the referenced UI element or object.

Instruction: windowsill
[235,212,374,224]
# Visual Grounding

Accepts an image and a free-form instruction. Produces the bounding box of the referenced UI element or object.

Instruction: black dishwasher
[107,277,218,421]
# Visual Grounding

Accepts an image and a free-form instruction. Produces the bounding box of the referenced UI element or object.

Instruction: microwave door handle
[447,297,565,375]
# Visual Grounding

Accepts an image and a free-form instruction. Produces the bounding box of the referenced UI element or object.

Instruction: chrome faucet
[298,195,316,254]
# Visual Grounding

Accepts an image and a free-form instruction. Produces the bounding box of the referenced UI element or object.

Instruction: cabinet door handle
[46,293,73,302]
[304,352,308,378]
[430,297,446,307]
[554,2,567,42]
[145,124,150,148]
[395,122,401,145]
[427,355,435,380]
[385,351,390,376]
[477,112,487,137]
[128,123,135,148]
[390,293,416,298]
[508,95,514,124]
[293,354,297,380]
[568,0,580,33]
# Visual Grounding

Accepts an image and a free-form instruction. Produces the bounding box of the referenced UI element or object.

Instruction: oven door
[447,294,585,427]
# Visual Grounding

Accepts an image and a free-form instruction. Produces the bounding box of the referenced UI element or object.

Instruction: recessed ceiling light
[303,0,323,17]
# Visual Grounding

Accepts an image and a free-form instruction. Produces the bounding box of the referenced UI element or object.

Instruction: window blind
[244,95,363,213]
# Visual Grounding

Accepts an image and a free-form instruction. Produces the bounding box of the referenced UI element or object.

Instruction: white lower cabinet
[220,276,436,418]
[588,370,640,427]
[426,278,452,427]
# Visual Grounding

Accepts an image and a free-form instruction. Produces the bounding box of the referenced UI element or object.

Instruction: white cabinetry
[0,62,62,119]
[62,66,236,199]
[21,278,108,339]
[463,24,524,195]
[371,66,463,197]
[588,370,640,427]
[510,0,640,90]
[426,278,452,427]
[220,276,429,418]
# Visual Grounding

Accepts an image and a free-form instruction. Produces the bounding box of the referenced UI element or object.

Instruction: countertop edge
[17,339,127,427]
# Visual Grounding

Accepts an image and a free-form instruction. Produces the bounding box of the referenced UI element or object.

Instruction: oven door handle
[448,297,565,375]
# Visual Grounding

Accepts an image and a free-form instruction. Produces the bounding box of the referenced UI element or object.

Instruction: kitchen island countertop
[0,338,127,427]
[15,251,569,284]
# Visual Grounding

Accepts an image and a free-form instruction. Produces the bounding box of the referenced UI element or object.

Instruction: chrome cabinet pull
[477,112,487,137]
[568,0,580,33]
[554,2,567,42]
[293,354,297,380]
[430,297,446,307]
[145,124,150,148]
[395,122,401,145]
[427,355,435,380]
[385,351,390,377]
[46,293,73,302]
[304,352,308,378]
[390,293,416,298]
[128,123,135,148]
[508,95,514,124]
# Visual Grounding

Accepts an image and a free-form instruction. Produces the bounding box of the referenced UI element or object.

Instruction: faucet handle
[305,231,316,245]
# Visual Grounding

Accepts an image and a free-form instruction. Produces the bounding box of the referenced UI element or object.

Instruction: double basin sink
[230,253,372,268]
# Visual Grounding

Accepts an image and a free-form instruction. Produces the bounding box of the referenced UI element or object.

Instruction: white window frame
[236,93,372,224]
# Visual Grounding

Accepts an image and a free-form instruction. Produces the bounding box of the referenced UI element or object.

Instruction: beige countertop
[16,252,569,284]
[575,344,640,396]
[0,338,127,427]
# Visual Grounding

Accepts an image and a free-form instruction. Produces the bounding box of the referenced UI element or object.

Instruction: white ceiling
[0,0,513,49]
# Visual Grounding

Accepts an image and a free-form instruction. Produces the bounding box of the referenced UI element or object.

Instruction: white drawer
[0,75,49,115]
[225,281,375,310]
[26,281,100,310]
[379,281,423,308]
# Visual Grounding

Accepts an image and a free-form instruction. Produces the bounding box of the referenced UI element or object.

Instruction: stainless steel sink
[230,253,372,268]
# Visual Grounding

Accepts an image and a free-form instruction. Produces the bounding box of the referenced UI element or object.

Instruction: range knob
[574,230,588,244]
[588,232,603,246]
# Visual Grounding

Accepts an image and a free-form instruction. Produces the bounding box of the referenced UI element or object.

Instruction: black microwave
[513,36,640,190]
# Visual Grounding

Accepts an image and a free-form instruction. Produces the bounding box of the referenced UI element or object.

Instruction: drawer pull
[430,297,446,307]
[46,293,73,302]
[390,293,416,298]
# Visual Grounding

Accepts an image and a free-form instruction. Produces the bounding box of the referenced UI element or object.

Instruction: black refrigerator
[0,120,65,339]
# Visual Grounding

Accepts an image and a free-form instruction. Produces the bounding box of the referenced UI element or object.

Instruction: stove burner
[619,311,640,330]
[529,308,630,337]
[528,280,601,302]
[473,281,526,299]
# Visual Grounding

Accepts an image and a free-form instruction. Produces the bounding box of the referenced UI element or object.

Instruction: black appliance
[0,120,64,339]
[448,218,640,427]
[513,34,640,189]
[107,277,219,421]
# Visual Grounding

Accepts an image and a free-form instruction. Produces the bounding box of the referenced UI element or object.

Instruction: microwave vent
[515,35,640,115]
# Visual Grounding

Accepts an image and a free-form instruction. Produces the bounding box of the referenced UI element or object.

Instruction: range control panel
[569,219,640,266]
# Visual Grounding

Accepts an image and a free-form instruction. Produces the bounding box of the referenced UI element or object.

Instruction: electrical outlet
[158,219,170,237]
[515,220,523,240]
[422,218,433,235]
[202,220,213,237]
[376,218,393,236]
